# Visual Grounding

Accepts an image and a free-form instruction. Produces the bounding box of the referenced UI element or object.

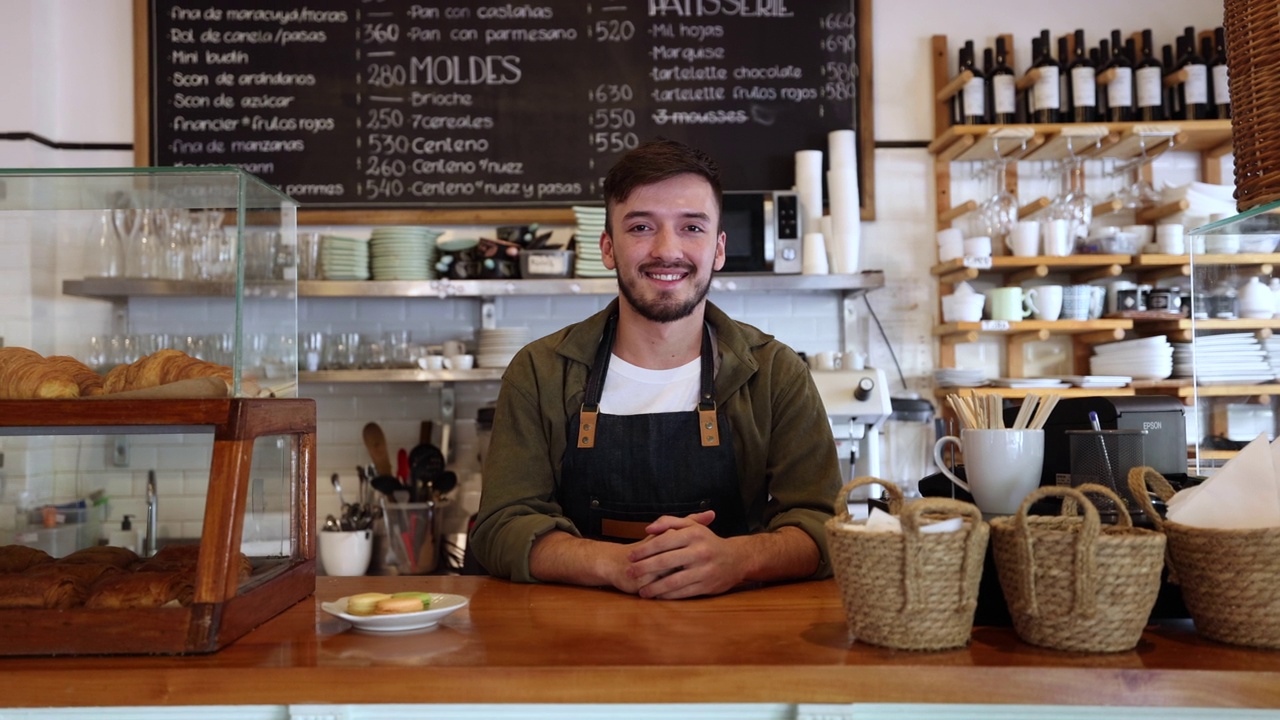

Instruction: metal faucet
[144,470,158,556]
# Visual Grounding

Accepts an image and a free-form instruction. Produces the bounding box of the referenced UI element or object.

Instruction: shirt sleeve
[469,349,579,582]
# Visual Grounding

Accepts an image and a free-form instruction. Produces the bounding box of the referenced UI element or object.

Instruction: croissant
[58,545,139,569]
[101,349,234,394]
[46,355,104,396]
[0,574,88,609]
[24,561,123,586]
[0,347,80,399]
[84,571,195,608]
[0,544,54,574]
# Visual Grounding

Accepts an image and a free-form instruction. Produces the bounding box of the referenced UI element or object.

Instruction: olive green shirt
[470,299,842,583]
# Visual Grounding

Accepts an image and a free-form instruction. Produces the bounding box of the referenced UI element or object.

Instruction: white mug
[1024,285,1063,321]
[319,529,373,577]
[932,429,1045,516]
[417,354,446,371]
[1042,219,1072,257]
[1156,224,1186,254]
[444,353,476,370]
[963,235,992,258]
[1009,220,1041,257]
[442,339,467,358]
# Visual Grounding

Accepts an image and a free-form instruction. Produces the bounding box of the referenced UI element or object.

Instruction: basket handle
[1126,466,1176,532]
[900,497,987,614]
[1059,483,1136,529]
[832,476,904,523]
[1010,484,1105,619]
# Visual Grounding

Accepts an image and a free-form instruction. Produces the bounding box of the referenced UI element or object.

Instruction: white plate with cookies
[321,592,469,633]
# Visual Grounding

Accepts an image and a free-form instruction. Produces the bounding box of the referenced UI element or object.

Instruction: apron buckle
[698,402,720,447]
[579,405,599,448]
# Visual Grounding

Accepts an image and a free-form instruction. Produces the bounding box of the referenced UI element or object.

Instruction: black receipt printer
[1006,395,1190,488]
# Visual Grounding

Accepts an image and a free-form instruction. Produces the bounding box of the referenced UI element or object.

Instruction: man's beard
[617,264,712,323]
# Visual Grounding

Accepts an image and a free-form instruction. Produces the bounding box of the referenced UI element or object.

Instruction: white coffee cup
[932,429,1045,516]
[963,235,993,258]
[319,529,373,577]
[1024,285,1063,321]
[1009,220,1041,257]
[417,354,446,371]
[813,350,842,371]
[1123,224,1155,246]
[1156,224,1186,254]
[444,353,476,370]
[1042,219,1072,257]
[938,234,965,262]
[941,293,985,323]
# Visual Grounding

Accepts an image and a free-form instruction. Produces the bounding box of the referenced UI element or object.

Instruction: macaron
[390,591,433,608]
[345,592,391,616]
[374,596,427,614]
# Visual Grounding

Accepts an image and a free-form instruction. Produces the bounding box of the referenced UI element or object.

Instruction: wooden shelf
[928,120,1232,166]
[934,319,1133,339]
[931,255,1130,285]
[1135,382,1280,399]
[935,386,1135,400]
[300,369,504,383]
[1140,318,1280,334]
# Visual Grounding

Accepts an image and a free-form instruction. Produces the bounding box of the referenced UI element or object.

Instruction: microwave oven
[719,190,803,274]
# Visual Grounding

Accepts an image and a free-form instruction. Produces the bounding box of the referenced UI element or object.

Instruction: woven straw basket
[1129,467,1280,649]
[990,483,1166,653]
[825,477,988,651]
[1225,0,1280,210]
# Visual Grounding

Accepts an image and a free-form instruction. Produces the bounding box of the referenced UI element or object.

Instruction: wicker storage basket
[1225,0,1280,210]
[1129,466,1280,649]
[990,483,1166,653]
[825,477,988,651]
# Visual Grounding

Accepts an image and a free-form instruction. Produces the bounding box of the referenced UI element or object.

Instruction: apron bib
[559,314,747,543]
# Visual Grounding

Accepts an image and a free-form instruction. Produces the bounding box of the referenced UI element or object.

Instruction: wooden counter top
[3,576,1280,709]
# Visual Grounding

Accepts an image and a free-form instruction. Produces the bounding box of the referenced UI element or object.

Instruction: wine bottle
[960,40,987,125]
[1163,43,1179,119]
[1101,29,1134,122]
[982,46,995,122]
[990,36,1017,124]
[1024,37,1041,121]
[1067,29,1097,122]
[1135,29,1165,121]
[951,43,967,126]
[1032,30,1061,124]
[1211,26,1231,119]
[1178,27,1209,120]
[1057,35,1071,122]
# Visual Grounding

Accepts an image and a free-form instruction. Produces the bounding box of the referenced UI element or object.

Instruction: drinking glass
[977,158,1018,244]
[1046,158,1092,244]
[83,210,125,277]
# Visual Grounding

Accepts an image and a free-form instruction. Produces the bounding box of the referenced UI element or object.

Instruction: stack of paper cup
[803,233,829,275]
[795,150,824,236]
[826,129,861,274]
[937,228,964,262]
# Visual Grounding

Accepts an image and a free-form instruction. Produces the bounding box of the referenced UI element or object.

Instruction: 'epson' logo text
[1143,421,1163,431]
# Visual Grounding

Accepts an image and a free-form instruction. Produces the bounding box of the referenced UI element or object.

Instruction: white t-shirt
[599,354,701,415]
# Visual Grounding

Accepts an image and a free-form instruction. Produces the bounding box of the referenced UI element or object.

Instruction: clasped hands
[614,509,745,599]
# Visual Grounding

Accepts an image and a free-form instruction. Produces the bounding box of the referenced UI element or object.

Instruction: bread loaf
[0,347,81,399]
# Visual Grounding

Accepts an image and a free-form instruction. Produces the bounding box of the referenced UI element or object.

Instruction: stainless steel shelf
[64,272,884,300]
[300,369,505,383]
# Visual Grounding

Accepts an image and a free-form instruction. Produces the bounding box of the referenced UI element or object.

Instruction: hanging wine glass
[977,157,1018,244]
[1047,157,1093,243]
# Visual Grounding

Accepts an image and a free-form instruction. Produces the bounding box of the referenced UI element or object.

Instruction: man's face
[601,173,725,324]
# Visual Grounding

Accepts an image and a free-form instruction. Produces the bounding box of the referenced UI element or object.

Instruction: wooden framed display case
[0,168,313,654]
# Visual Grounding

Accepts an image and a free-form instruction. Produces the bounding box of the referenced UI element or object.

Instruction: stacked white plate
[1061,375,1133,388]
[320,235,370,280]
[572,205,614,278]
[1090,335,1174,380]
[990,377,1071,389]
[1173,333,1276,384]
[477,326,531,369]
[934,368,988,387]
[1263,337,1280,376]
[370,226,441,281]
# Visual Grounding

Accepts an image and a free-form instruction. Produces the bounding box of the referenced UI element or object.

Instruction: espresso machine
[811,368,893,513]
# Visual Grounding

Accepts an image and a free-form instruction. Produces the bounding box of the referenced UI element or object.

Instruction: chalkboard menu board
[140,0,871,213]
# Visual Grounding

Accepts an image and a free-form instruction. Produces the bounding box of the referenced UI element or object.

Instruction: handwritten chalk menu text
[148,1,860,207]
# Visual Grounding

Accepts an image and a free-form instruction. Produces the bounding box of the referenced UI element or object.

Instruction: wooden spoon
[363,422,393,477]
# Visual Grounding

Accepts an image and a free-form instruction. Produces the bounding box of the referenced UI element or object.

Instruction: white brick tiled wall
[0,0,1228,547]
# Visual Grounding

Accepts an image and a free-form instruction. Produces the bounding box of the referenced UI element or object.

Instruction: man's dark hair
[602,139,723,234]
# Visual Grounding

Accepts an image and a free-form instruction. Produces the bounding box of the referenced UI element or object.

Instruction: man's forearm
[529,530,627,588]
[729,525,820,583]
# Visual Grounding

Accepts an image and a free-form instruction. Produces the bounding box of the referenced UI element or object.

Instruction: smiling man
[470,139,841,599]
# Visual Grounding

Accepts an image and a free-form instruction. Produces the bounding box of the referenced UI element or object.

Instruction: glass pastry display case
[0,167,314,655]
[1185,199,1280,471]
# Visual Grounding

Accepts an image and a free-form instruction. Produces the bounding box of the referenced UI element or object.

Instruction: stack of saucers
[1174,333,1276,384]
[934,368,988,387]
[320,235,370,280]
[370,226,441,280]
[477,326,531,369]
[1090,335,1173,380]
[572,206,613,278]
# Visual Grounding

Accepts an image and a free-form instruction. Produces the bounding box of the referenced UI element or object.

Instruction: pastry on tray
[0,573,88,609]
[24,561,123,586]
[0,544,54,574]
[0,347,80,399]
[84,571,195,609]
[57,545,140,569]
